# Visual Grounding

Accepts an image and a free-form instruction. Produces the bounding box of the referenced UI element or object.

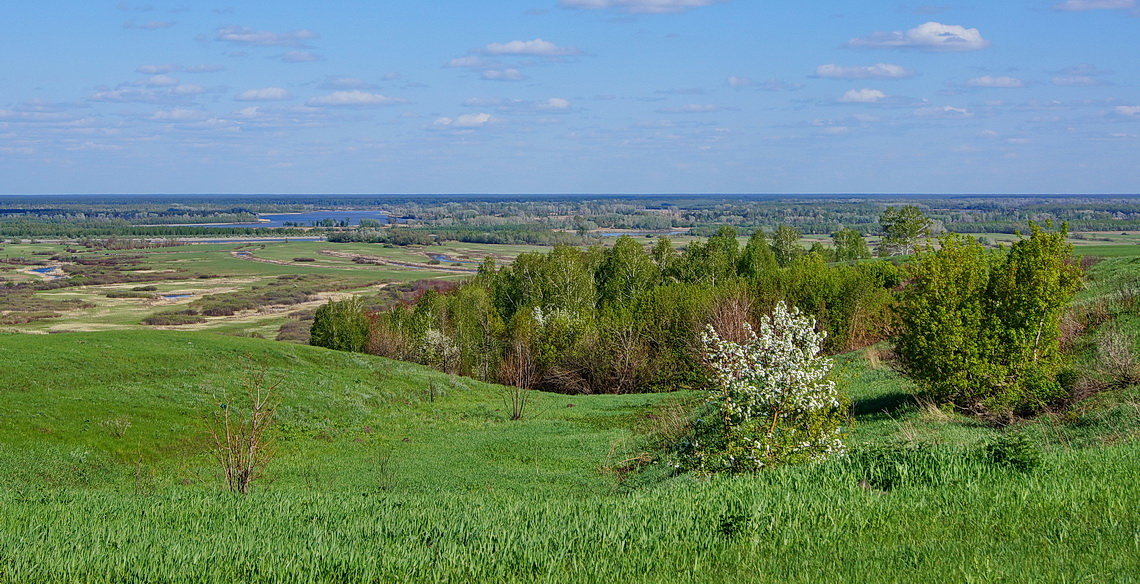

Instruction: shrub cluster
[314,228,899,394]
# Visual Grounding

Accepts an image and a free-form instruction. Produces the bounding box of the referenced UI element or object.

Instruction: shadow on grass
[854,392,914,420]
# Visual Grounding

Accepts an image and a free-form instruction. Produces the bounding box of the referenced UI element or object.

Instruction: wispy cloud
[1054,0,1135,11]
[1052,64,1112,86]
[236,88,291,101]
[479,38,581,57]
[839,89,887,103]
[849,22,989,52]
[966,75,1024,88]
[914,104,973,118]
[815,63,914,79]
[481,69,526,81]
[434,113,494,128]
[306,90,405,107]
[214,26,317,47]
[558,0,726,14]
[280,51,323,63]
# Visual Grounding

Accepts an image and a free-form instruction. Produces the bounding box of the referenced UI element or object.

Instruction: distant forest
[5,194,1140,240]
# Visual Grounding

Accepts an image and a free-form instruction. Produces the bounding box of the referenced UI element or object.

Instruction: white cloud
[558,0,725,13]
[236,87,291,101]
[321,77,374,90]
[1052,76,1105,86]
[306,90,405,107]
[214,26,317,47]
[726,76,752,88]
[849,22,989,52]
[966,75,1024,88]
[89,89,161,103]
[281,51,322,63]
[434,113,493,128]
[915,105,973,118]
[537,98,572,110]
[171,84,205,96]
[1051,64,1111,87]
[815,63,914,79]
[137,64,180,74]
[1054,0,1135,10]
[150,108,205,121]
[480,38,581,56]
[1115,106,1140,116]
[481,69,525,81]
[145,74,180,87]
[839,89,886,103]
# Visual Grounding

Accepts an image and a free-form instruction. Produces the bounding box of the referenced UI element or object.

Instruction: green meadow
[1,238,1139,582]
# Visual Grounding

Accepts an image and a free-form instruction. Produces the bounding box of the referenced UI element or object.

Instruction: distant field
[0,240,549,336]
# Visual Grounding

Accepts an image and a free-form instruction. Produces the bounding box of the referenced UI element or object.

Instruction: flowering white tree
[688,301,847,473]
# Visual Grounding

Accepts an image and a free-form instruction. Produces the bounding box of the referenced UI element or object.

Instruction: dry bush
[708,293,754,344]
[366,316,410,360]
[499,340,536,420]
[205,361,280,494]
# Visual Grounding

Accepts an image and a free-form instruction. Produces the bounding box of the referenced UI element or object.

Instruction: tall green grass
[1,321,1138,581]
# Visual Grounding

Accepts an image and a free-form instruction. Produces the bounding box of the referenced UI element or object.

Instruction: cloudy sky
[1,0,1138,194]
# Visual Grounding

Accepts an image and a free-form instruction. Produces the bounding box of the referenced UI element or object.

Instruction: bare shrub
[708,292,754,344]
[499,340,536,420]
[367,315,410,360]
[205,361,280,494]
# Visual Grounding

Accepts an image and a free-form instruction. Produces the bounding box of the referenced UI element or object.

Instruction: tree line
[313,227,900,395]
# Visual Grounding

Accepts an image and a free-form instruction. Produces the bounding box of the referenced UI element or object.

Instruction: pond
[429,254,483,264]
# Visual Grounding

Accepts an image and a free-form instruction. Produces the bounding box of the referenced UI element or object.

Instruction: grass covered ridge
[1,328,1138,582]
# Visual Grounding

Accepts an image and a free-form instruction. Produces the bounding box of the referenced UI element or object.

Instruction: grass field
[2,313,1138,580]
[0,240,549,336]
[1,235,1139,582]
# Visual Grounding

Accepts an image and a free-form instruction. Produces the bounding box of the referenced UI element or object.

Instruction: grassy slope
[2,256,1140,582]
[1,330,1137,582]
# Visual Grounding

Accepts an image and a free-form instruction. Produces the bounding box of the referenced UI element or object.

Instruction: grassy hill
[2,272,1140,582]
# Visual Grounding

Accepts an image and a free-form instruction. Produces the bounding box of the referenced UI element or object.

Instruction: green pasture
[1,313,1138,581]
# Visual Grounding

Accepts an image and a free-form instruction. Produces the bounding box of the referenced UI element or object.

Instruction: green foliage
[878,205,931,256]
[362,230,899,394]
[897,226,1083,414]
[310,297,370,353]
[683,303,849,473]
[832,228,872,262]
[770,225,803,267]
[984,431,1044,471]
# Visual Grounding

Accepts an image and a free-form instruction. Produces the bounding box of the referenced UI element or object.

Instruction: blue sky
[1,0,1137,195]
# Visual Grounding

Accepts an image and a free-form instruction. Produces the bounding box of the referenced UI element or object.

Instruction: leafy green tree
[651,236,678,276]
[771,225,803,267]
[832,228,871,262]
[878,205,931,256]
[596,235,659,310]
[738,230,778,278]
[897,226,1082,414]
[310,297,370,352]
